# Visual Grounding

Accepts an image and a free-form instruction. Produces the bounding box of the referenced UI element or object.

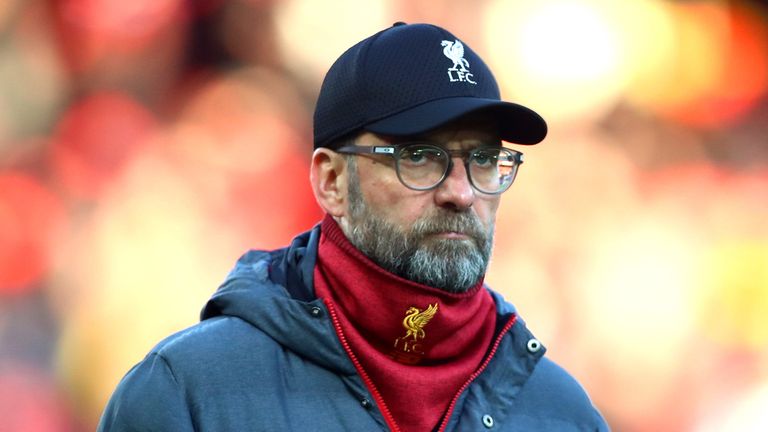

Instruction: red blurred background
[1,0,767,430]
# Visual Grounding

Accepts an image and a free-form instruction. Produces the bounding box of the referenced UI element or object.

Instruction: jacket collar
[199,223,546,387]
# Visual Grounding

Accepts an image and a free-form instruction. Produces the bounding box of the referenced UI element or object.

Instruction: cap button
[392,21,407,27]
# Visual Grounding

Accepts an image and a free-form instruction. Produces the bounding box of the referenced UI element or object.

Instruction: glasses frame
[335,142,525,194]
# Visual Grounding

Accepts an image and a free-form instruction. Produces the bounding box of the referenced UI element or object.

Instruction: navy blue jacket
[98,225,609,431]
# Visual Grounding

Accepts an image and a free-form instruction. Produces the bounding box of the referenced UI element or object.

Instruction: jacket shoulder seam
[148,351,181,385]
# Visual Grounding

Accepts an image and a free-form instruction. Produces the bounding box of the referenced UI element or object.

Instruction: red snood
[314,215,497,432]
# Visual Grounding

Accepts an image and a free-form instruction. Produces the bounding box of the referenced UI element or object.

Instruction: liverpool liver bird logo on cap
[441,39,470,72]
[441,40,476,84]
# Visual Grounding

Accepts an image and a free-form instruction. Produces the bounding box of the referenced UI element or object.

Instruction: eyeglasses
[335,142,524,194]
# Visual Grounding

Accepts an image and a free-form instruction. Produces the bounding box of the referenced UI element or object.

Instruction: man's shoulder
[150,316,277,364]
[116,316,292,400]
[516,355,608,429]
[530,356,598,405]
[477,290,608,429]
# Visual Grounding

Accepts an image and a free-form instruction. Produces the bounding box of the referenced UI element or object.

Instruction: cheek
[360,175,430,226]
[474,196,501,227]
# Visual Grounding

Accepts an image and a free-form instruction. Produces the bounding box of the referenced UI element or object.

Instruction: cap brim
[364,97,547,145]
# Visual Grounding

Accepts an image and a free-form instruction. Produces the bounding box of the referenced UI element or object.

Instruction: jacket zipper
[324,299,402,432]
[436,313,518,432]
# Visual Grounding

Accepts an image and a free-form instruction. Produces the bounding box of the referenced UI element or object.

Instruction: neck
[313,215,498,432]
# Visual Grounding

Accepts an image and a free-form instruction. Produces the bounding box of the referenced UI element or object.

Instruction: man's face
[339,119,503,293]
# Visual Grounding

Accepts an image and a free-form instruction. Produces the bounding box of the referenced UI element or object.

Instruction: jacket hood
[200,224,358,376]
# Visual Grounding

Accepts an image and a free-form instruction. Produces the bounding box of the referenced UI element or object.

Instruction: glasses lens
[396,144,449,190]
[469,148,519,193]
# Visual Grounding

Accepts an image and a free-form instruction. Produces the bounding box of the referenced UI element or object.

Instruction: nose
[434,157,474,211]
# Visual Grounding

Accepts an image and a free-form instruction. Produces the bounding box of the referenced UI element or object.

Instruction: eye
[399,146,444,167]
[471,149,498,168]
[407,150,427,165]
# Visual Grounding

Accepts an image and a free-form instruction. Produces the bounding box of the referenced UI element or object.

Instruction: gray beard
[342,157,493,293]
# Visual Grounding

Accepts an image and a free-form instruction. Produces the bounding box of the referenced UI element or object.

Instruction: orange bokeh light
[667,4,768,128]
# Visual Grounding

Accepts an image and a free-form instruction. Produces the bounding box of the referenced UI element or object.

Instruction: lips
[433,231,471,239]
[410,210,488,249]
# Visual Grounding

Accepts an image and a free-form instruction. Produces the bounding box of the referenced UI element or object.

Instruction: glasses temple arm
[335,145,396,155]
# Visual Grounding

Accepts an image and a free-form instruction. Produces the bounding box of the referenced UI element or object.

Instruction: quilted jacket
[98,225,609,431]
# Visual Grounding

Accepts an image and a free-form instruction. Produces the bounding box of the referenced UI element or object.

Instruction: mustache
[409,210,488,243]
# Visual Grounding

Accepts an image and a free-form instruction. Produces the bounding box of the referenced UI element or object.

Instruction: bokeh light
[51,0,184,72]
[697,383,768,432]
[0,172,67,294]
[0,364,77,431]
[0,0,19,32]
[275,0,390,85]
[49,91,158,201]
[484,0,631,124]
[699,240,768,349]
[54,149,233,423]
[0,1,67,144]
[627,2,768,129]
[167,67,321,248]
[668,3,768,128]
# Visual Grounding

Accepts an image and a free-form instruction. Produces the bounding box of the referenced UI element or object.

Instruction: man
[99,22,609,431]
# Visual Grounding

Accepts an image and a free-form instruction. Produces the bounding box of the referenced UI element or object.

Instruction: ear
[310,148,348,217]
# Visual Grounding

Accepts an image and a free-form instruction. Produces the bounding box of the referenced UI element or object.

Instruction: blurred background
[0,0,767,430]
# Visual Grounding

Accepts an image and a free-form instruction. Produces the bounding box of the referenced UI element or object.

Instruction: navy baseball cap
[313,22,547,149]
